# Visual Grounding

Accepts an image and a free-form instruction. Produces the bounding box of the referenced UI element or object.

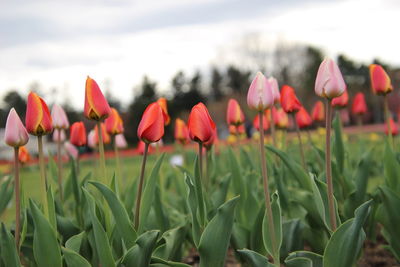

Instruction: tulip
[88,130,97,149]
[64,142,79,160]
[84,76,111,121]
[315,58,346,99]
[311,101,325,123]
[369,64,392,96]
[385,118,398,136]
[253,112,270,132]
[351,92,367,116]
[94,123,111,145]
[204,127,218,150]
[226,99,245,126]
[229,125,237,135]
[25,92,53,136]
[157,98,171,125]
[174,118,189,145]
[115,134,128,149]
[280,85,302,114]
[4,108,29,148]
[105,108,124,135]
[247,72,274,111]
[331,90,349,108]
[296,107,312,129]
[70,122,87,147]
[53,129,66,142]
[273,107,289,129]
[188,103,216,143]
[51,104,69,129]
[18,146,30,164]
[237,124,246,135]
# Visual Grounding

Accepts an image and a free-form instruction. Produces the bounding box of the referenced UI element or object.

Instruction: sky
[1,0,399,109]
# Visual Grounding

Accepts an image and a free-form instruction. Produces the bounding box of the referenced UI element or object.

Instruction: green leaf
[47,186,57,231]
[237,249,275,267]
[0,177,13,215]
[139,154,165,233]
[332,114,345,174]
[90,181,137,248]
[65,232,85,253]
[227,148,245,196]
[185,173,201,246]
[0,223,21,267]
[280,219,303,260]
[285,251,323,267]
[154,226,186,261]
[120,230,160,267]
[323,200,372,267]
[29,200,62,267]
[150,256,191,267]
[198,196,239,267]
[62,247,91,267]
[82,188,115,267]
[383,140,400,192]
[262,192,282,264]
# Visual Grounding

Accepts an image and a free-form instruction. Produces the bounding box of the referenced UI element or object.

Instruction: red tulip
[174,118,189,144]
[385,118,398,136]
[70,122,87,146]
[351,92,367,115]
[188,103,216,143]
[25,92,53,136]
[137,102,166,143]
[331,90,349,108]
[4,108,29,148]
[18,146,30,164]
[105,108,124,135]
[229,125,237,135]
[369,64,393,95]
[311,101,325,123]
[84,76,111,121]
[94,123,111,145]
[237,124,245,135]
[296,107,312,129]
[157,98,171,125]
[280,85,302,113]
[253,112,270,131]
[204,127,218,150]
[226,99,245,126]
[273,107,289,129]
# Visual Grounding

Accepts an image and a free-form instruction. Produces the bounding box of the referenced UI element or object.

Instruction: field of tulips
[1,60,400,267]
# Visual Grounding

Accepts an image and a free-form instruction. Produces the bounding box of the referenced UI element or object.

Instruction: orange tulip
[296,107,312,129]
[105,108,124,135]
[280,85,302,113]
[94,123,111,145]
[385,118,398,136]
[84,76,111,121]
[174,118,189,144]
[331,90,349,108]
[188,103,216,143]
[137,102,166,143]
[226,99,245,126]
[157,98,171,125]
[311,101,325,123]
[253,112,270,131]
[25,92,53,136]
[369,64,393,95]
[70,122,87,146]
[351,92,367,115]
[273,107,289,129]
[18,146,30,164]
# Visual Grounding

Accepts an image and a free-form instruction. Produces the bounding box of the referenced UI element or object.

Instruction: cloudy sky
[1,0,399,108]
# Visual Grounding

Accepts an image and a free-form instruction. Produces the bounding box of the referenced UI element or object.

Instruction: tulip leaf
[47,186,57,231]
[62,247,91,267]
[82,188,116,267]
[332,115,345,174]
[29,200,62,267]
[198,196,239,267]
[285,251,323,267]
[65,231,85,253]
[237,249,276,267]
[227,148,245,197]
[262,192,282,264]
[90,181,137,248]
[0,223,21,267]
[383,140,400,192]
[139,153,165,233]
[0,177,13,215]
[280,219,303,260]
[150,257,191,267]
[185,173,201,246]
[154,226,187,261]
[323,200,372,267]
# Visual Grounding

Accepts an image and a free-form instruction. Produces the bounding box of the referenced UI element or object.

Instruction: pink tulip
[51,104,69,129]
[268,77,280,105]
[315,58,346,99]
[4,108,29,148]
[88,130,97,149]
[64,142,78,159]
[53,129,66,142]
[247,72,274,111]
[115,134,128,149]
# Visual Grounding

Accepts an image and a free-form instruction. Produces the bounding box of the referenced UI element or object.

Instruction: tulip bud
[70,122,87,146]
[84,76,112,121]
[204,127,218,150]
[226,99,245,126]
[369,64,393,95]
[237,124,246,135]
[280,85,302,113]
[25,92,53,136]
[88,130,96,149]
[311,101,325,122]
[351,92,367,115]
[157,98,171,125]
[229,125,237,135]
[273,107,289,129]
[53,129,66,142]
[331,90,349,108]
[51,104,69,129]
[174,118,189,144]
[137,102,166,143]
[188,103,216,143]
[105,108,124,135]
[64,142,79,159]
[115,134,128,149]
[315,58,346,99]
[268,77,280,105]
[385,118,398,136]
[247,72,274,111]
[4,108,29,148]
[18,146,30,164]
[296,107,312,129]
[253,112,270,131]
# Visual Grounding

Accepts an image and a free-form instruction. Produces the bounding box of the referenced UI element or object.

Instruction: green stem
[325,99,337,232]
[384,95,393,148]
[197,142,206,225]
[270,109,277,147]
[97,121,107,184]
[113,135,122,181]
[14,147,21,249]
[134,142,149,230]
[293,113,306,170]
[259,110,278,264]
[57,130,63,202]
[38,135,49,219]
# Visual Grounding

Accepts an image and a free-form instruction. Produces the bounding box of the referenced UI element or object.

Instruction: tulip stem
[292,114,306,170]
[384,95,393,147]
[113,136,122,181]
[37,135,49,219]
[270,109,277,147]
[134,142,149,230]
[258,111,278,264]
[325,99,337,232]
[96,121,107,184]
[57,130,63,202]
[13,147,21,249]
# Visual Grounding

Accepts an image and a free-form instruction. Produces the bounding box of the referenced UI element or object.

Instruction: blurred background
[1,0,400,145]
